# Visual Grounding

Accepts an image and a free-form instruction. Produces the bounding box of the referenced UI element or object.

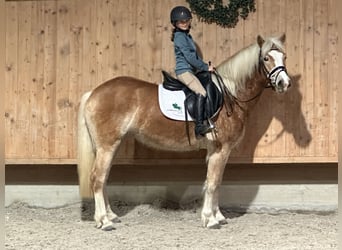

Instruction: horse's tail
[77,91,95,198]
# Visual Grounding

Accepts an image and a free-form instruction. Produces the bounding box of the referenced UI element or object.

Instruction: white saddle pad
[158,84,194,121]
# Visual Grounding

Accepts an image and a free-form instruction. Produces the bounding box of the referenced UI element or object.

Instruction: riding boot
[195,94,212,138]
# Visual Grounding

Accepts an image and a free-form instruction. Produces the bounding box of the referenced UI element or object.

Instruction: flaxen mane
[215,36,285,97]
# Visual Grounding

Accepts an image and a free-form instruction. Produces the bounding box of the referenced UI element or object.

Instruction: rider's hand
[208,64,215,72]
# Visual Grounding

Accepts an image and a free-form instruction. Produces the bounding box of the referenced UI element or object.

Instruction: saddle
[161,70,223,122]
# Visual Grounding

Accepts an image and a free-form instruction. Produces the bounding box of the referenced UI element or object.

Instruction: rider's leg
[177,71,206,96]
[194,93,212,137]
[177,72,212,137]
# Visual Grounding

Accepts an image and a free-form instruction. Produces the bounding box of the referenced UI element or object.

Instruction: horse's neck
[235,70,267,104]
[216,43,262,96]
[216,43,268,109]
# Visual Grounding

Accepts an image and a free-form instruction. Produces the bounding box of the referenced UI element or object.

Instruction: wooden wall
[4,0,338,164]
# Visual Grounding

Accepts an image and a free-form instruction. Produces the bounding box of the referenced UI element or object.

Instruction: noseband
[265,65,287,88]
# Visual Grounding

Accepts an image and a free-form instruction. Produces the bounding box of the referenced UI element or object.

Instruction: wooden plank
[201,22,217,69]
[107,0,135,159]
[135,0,147,80]
[29,1,45,158]
[256,0,265,35]
[189,3,203,57]
[95,0,111,83]
[34,0,45,158]
[41,1,58,158]
[327,0,338,158]
[135,0,153,81]
[297,0,311,157]
[149,0,164,82]
[161,0,180,76]
[121,0,137,77]
[268,0,286,159]
[5,158,78,165]
[243,0,258,46]
[5,155,338,165]
[15,1,33,159]
[79,0,97,92]
[297,0,313,157]
[67,0,86,159]
[6,0,52,1]
[251,0,271,159]
[107,0,123,78]
[1,0,4,191]
[313,0,329,157]
[4,1,18,158]
[282,0,310,159]
[55,0,72,158]
[302,0,315,157]
[284,0,301,158]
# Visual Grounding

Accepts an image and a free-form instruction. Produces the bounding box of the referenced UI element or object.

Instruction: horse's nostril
[278,80,284,87]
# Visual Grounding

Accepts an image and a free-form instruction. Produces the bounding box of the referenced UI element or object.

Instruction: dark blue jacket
[173,31,209,75]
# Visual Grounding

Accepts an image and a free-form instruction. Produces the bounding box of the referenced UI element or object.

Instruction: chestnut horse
[78,34,290,230]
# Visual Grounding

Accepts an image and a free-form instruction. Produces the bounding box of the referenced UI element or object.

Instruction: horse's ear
[278,33,286,43]
[257,35,264,48]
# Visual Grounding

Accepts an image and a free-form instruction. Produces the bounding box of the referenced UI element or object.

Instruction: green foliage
[186,0,256,28]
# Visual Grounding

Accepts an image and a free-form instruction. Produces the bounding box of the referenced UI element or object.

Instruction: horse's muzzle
[276,72,291,93]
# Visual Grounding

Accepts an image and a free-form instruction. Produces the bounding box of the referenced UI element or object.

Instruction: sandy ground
[5,200,337,250]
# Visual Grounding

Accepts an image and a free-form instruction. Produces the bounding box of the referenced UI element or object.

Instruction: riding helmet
[170,6,192,25]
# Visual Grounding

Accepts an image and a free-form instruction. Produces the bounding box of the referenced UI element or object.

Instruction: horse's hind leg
[91,147,116,230]
[202,143,231,229]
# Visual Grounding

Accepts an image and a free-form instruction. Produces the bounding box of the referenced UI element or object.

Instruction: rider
[170,6,215,138]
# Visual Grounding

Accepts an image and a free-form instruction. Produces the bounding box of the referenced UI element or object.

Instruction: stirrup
[195,124,211,138]
[208,118,215,130]
[195,121,215,138]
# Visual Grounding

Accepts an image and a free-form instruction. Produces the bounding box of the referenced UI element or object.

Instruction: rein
[212,71,236,116]
[212,67,266,116]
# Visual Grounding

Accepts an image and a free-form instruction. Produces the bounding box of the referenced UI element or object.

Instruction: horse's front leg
[103,185,120,223]
[202,144,230,229]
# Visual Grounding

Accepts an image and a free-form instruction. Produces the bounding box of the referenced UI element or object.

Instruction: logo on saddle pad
[158,84,194,121]
[172,103,181,110]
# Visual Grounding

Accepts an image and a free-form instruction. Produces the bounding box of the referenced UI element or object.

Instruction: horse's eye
[264,56,269,61]
[283,55,287,60]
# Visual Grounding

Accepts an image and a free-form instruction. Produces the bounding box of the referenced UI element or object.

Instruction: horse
[77,34,291,230]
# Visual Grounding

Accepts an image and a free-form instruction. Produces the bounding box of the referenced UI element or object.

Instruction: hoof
[101,221,115,231]
[218,219,228,225]
[202,217,221,229]
[207,221,221,229]
[108,214,121,223]
[95,222,102,229]
[111,217,121,223]
[95,219,115,231]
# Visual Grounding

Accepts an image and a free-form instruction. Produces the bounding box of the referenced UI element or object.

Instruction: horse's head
[257,34,291,93]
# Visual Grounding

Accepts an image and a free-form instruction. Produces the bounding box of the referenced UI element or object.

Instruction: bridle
[259,49,288,89]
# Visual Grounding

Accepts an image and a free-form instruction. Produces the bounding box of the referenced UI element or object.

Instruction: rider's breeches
[177,71,207,97]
